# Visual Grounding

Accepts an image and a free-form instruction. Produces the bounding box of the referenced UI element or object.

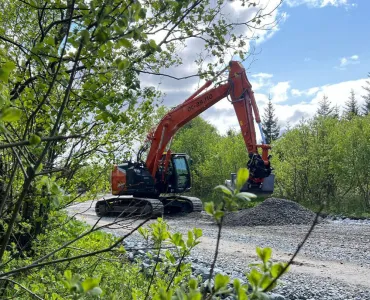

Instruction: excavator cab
[158,153,192,194]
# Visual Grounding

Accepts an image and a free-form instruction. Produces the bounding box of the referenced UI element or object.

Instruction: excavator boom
[146,61,270,177]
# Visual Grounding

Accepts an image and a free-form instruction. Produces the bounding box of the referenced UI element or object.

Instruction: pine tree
[316,94,334,117]
[262,95,280,144]
[362,72,370,115]
[332,104,340,119]
[344,89,359,119]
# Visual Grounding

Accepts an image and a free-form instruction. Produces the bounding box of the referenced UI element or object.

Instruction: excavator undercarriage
[95,195,203,218]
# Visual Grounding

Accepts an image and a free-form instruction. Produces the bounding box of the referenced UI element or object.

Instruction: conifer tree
[262,95,280,144]
[317,94,333,117]
[344,89,359,119]
[332,104,340,119]
[362,73,370,115]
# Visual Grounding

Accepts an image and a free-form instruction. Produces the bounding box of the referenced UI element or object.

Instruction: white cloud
[291,86,320,97]
[203,77,368,137]
[285,0,353,8]
[270,81,291,102]
[337,54,360,69]
[251,73,273,79]
[250,73,274,91]
[291,89,302,96]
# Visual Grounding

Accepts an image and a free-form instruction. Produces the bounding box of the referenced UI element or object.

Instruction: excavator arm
[145,61,271,181]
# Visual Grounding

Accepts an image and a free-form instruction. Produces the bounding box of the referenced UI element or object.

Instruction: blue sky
[248,0,369,99]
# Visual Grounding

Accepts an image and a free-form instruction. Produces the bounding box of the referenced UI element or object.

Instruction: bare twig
[0,278,43,300]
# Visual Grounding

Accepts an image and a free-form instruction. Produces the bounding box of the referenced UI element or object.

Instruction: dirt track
[66,200,370,299]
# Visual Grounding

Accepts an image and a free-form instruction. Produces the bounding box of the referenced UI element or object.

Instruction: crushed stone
[223,198,322,226]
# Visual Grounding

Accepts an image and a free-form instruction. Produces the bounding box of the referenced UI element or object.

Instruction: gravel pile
[223,198,321,226]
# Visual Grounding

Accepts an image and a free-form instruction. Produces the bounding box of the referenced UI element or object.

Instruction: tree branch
[0,278,43,300]
[132,68,209,80]
[0,134,85,150]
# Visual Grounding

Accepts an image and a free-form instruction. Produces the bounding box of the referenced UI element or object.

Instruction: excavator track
[160,195,203,214]
[94,195,203,218]
[95,196,164,218]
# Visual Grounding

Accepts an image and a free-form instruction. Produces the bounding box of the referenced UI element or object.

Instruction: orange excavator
[95,61,274,217]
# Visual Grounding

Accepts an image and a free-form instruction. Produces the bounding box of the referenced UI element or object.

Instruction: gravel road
[65,200,370,300]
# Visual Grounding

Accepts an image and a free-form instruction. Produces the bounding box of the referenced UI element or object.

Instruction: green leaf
[29,134,41,145]
[118,245,126,253]
[189,278,198,290]
[44,36,55,46]
[0,69,8,82]
[1,107,22,122]
[193,228,202,239]
[247,268,262,288]
[233,278,240,291]
[204,202,214,216]
[149,39,157,49]
[235,193,251,201]
[138,8,146,19]
[36,163,43,173]
[256,247,272,264]
[237,192,257,199]
[96,29,109,43]
[271,263,286,278]
[214,185,232,195]
[236,168,249,191]
[119,38,133,48]
[165,249,176,264]
[214,273,230,291]
[51,182,61,195]
[3,61,15,73]
[187,230,194,247]
[260,274,275,291]
[80,30,90,44]
[82,277,100,292]
[118,59,129,70]
[64,270,72,281]
[214,211,224,221]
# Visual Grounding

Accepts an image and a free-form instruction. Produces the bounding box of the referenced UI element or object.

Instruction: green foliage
[171,118,250,203]
[1,213,202,299]
[272,115,370,215]
[62,270,102,299]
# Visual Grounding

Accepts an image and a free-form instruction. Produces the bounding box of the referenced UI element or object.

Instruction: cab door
[171,155,191,192]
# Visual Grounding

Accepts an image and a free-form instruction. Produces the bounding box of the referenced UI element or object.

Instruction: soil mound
[223,198,321,226]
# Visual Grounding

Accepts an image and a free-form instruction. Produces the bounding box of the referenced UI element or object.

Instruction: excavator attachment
[225,173,275,197]
[225,151,275,197]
